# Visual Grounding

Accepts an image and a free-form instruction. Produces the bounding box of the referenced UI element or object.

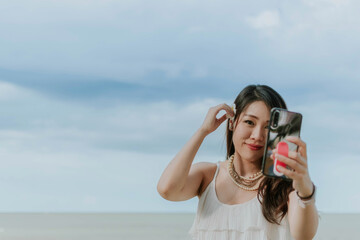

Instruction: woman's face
[232,101,270,163]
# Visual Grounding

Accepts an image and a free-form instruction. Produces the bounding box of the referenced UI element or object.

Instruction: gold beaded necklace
[227,155,263,191]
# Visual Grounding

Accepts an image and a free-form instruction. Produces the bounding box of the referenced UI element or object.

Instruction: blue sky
[0,0,359,213]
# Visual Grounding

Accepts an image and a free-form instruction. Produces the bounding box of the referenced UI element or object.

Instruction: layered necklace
[227,155,263,191]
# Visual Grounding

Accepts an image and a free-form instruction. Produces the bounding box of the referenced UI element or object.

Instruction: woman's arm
[157,128,208,201]
[157,103,234,201]
[273,136,319,239]
[287,189,319,240]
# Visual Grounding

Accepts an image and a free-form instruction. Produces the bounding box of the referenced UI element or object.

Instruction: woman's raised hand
[200,103,235,135]
[272,136,314,197]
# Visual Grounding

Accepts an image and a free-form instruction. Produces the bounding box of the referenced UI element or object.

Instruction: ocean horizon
[0,212,359,240]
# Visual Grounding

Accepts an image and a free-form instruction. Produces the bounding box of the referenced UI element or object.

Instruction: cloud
[190,66,208,78]
[0,81,33,101]
[302,0,350,8]
[1,0,360,88]
[246,10,280,29]
[292,99,360,154]
[0,84,231,211]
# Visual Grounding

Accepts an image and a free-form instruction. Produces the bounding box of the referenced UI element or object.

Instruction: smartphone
[261,108,303,180]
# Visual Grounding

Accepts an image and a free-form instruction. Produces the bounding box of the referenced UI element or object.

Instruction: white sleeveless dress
[189,162,294,240]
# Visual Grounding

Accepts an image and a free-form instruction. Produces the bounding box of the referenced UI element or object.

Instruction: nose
[250,125,266,142]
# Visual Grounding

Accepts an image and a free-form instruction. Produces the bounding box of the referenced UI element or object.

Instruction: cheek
[232,126,251,143]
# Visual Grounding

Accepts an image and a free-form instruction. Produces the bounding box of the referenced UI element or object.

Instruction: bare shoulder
[191,162,218,196]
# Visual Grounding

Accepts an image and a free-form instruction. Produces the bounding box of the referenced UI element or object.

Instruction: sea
[0,212,359,240]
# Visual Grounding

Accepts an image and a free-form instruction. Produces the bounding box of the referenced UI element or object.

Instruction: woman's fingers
[272,149,306,166]
[287,151,307,166]
[275,153,306,174]
[217,113,228,125]
[277,165,301,180]
[213,103,234,118]
[201,103,235,134]
[286,136,307,159]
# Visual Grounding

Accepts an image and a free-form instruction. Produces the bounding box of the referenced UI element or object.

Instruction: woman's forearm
[289,193,319,240]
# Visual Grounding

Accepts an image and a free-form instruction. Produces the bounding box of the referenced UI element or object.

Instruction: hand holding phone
[261,108,302,180]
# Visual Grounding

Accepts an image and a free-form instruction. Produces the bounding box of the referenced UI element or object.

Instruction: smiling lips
[247,144,264,151]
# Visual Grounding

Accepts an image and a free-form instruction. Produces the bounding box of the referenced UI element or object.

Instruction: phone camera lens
[272,110,280,129]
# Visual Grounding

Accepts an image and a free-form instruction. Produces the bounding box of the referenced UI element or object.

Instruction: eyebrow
[244,114,270,122]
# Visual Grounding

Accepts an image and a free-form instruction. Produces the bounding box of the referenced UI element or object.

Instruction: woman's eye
[245,120,254,125]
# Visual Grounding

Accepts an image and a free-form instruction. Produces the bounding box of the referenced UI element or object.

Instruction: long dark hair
[226,84,294,225]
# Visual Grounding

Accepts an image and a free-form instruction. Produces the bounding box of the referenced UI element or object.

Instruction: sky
[0,0,359,213]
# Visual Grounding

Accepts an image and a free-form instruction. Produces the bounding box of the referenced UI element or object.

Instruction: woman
[157,85,319,239]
